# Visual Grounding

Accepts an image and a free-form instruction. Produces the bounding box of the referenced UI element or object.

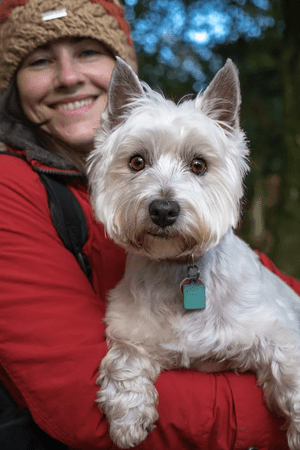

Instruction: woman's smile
[51,96,96,112]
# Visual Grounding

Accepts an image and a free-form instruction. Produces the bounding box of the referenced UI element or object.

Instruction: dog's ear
[196,59,241,131]
[104,57,144,130]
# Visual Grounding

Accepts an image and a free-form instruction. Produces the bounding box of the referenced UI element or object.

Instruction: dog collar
[168,249,204,263]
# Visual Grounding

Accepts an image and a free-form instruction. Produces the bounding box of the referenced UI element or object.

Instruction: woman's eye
[80,49,99,58]
[129,155,146,171]
[30,58,49,67]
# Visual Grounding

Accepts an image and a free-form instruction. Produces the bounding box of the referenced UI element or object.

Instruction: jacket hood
[0,81,80,173]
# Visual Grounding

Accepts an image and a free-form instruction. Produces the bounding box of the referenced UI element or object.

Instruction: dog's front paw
[288,424,300,450]
[96,341,161,447]
[109,405,158,449]
[287,402,300,450]
[97,376,159,448]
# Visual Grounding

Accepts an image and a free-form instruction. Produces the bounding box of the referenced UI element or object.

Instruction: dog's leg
[96,340,160,449]
[250,332,300,450]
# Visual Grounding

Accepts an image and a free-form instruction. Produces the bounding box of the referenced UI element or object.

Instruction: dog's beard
[109,210,215,259]
[128,232,198,259]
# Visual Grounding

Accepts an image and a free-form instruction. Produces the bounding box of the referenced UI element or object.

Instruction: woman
[0,0,297,448]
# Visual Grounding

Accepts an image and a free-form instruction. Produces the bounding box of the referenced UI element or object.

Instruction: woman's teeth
[56,98,94,111]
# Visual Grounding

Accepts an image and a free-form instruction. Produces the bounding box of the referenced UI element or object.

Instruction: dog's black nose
[149,199,180,228]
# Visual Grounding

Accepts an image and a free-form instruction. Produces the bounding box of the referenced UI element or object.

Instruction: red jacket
[0,143,298,450]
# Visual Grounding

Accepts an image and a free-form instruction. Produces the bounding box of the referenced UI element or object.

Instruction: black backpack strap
[0,150,92,283]
[39,173,92,284]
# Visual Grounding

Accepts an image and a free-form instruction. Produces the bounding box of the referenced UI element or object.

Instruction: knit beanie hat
[0,0,137,93]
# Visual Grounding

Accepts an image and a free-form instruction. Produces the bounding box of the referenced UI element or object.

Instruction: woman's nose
[54,54,84,88]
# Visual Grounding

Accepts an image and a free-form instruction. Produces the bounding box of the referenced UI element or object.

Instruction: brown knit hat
[0,0,137,93]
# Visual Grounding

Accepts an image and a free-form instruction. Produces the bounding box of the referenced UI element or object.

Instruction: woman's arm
[0,155,114,448]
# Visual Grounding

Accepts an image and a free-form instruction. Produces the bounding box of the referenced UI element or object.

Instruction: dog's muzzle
[149,199,180,228]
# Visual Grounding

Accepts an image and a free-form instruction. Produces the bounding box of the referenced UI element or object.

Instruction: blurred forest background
[120,0,300,279]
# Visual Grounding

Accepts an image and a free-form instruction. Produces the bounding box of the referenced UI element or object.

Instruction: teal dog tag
[183,281,205,310]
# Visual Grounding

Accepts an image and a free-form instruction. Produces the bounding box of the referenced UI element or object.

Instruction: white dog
[88,57,300,449]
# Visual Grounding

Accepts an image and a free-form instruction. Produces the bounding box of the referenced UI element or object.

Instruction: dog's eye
[191,158,207,175]
[129,155,146,171]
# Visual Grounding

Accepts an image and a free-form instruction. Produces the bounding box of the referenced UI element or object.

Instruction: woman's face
[17,37,115,152]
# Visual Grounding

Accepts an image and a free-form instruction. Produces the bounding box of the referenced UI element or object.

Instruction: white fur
[87,58,300,449]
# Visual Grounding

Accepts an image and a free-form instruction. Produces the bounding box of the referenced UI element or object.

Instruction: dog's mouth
[146,229,178,239]
[127,228,180,252]
[147,232,170,239]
